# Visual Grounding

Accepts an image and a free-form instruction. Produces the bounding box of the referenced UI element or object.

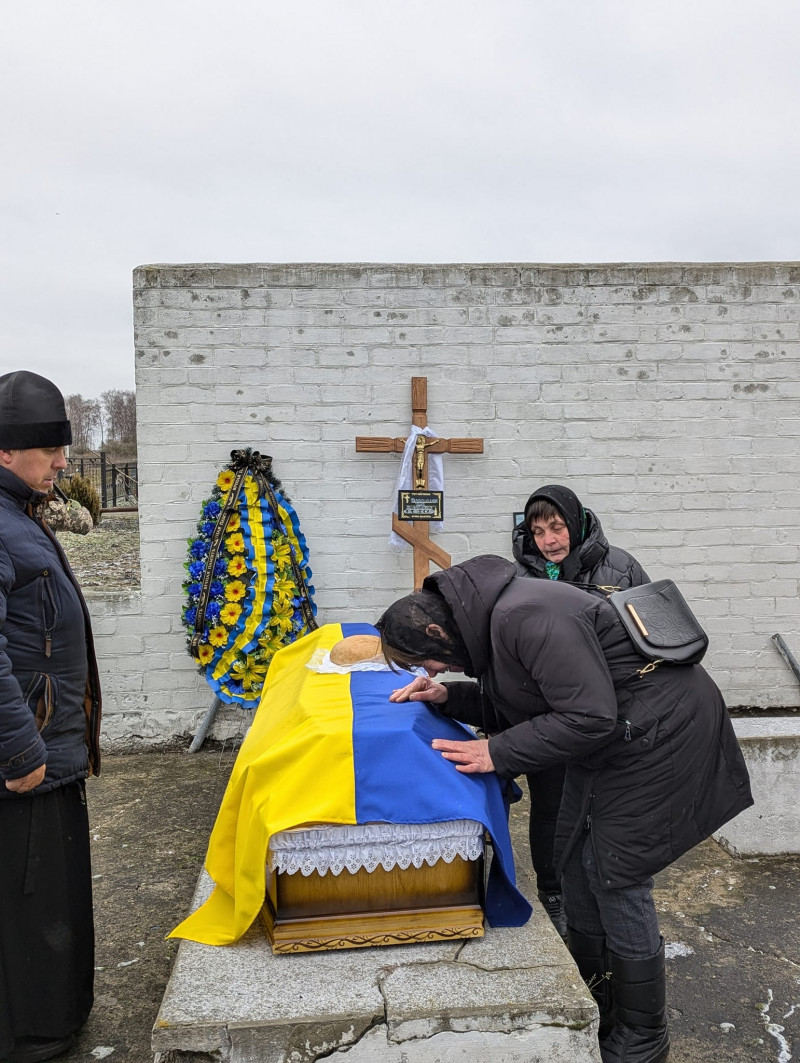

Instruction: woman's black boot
[600,939,670,1063]
[566,926,614,1039]
[537,889,567,939]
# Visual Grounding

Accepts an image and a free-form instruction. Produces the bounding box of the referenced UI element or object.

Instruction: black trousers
[561,830,660,959]
[525,764,566,895]
[0,782,94,1059]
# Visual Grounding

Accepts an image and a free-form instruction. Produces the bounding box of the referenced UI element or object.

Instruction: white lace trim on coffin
[268,819,485,877]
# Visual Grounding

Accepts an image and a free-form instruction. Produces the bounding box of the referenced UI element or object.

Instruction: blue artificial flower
[190,539,209,559]
[188,582,202,600]
[203,500,222,519]
[188,560,206,580]
[184,607,197,626]
[210,580,224,598]
[206,601,222,623]
[214,559,227,577]
[201,521,216,537]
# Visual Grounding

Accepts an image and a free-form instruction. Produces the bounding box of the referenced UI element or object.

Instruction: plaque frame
[397,490,444,522]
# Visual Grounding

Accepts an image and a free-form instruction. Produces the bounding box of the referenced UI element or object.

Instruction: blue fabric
[344,623,531,928]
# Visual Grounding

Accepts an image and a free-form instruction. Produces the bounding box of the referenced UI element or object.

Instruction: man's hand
[389,675,449,704]
[5,765,46,793]
[431,737,495,774]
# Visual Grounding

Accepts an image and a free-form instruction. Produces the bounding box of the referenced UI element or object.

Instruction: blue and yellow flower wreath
[181,449,317,709]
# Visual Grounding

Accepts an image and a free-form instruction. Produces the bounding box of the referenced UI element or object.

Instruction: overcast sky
[2,0,799,396]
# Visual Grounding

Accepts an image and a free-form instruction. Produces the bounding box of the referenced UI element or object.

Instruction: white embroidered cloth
[268,820,485,877]
[304,647,428,677]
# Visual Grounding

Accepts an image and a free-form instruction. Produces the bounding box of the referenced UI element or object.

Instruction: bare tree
[101,389,137,448]
[65,394,101,453]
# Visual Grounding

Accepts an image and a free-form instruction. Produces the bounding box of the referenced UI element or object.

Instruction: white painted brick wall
[98,263,800,744]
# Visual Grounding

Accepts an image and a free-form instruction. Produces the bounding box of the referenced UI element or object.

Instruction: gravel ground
[57,511,141,591]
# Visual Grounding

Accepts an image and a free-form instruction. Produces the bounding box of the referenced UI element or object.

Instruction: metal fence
[63,453,138,510]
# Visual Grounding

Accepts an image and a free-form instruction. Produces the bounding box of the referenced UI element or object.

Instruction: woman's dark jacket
[512,507,649,594]
[0,466,101,794]
[428,555,753,890]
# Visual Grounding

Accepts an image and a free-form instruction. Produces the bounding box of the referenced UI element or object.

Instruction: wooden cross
[355,377,484,589]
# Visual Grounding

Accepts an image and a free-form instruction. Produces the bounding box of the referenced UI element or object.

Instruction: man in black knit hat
[0,371,102,1063]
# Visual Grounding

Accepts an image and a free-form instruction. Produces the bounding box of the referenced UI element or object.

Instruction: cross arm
[355,437,407,453]
[426,438,484,454]
[355,437,484,454]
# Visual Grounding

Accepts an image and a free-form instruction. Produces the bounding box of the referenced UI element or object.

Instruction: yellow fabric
[169,623,355,945]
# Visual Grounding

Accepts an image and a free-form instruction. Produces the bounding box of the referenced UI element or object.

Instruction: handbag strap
[550,577,668,678]
[547,578,621,596]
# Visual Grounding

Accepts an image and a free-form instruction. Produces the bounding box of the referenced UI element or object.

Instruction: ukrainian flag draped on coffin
[170,623,531,945]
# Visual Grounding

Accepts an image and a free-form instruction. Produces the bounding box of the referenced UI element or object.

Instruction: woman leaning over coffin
[511,484,650,941]
[376,555,752,1063]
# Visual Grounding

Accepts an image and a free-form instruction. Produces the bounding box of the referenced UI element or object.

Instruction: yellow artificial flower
[220,602,242,626]
[270,538,291,565]
[272,576,295,610]
[208,626,228,647]
[217,470,235,492]
[225,512,241,533]
[227,556,248,577]
[197,643,215,665]
[225,580,247,602]
[258,631,285,657]
[274,573,294,595]
[269,610,294,638]
[226,532,245,554]
[231,656,268,692]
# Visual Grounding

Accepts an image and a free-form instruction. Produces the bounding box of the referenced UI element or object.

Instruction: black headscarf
[522,484,587,581]
[375,588,473,674]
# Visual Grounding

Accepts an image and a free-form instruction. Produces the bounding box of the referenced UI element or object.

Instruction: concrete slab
[715,718,800,856]
[152,874,599,1063]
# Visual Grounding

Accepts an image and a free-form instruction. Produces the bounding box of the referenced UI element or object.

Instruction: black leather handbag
[606,579,708,665]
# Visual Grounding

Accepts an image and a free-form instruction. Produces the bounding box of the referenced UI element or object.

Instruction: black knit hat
[0,371,72,449]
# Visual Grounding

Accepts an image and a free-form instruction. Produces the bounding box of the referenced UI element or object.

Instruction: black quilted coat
[429,555,753,889]
[0,467,101,793]
[512,507,649,594]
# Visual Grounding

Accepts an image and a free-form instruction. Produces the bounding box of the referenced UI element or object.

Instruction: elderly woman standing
[377,556,752,1063]
[511,484,649,941]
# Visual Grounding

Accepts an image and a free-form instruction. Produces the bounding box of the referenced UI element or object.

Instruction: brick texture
[101,264,800,744]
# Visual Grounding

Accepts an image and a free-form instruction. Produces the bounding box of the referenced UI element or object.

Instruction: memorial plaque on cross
[355,377,484,590]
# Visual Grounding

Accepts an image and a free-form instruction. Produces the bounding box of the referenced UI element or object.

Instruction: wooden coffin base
[261,853,485,954]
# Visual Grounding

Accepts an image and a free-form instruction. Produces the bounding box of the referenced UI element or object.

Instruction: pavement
[55,746,800,1063]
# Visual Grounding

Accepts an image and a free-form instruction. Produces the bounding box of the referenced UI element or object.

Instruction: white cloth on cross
[389,425,444,548]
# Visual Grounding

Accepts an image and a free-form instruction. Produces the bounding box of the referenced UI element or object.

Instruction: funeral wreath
[181,448,317,709]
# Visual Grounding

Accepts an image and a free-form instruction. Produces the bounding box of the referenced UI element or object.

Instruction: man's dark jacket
[512,507,649,593]
[0,466,101,792]
[428,555,753,889]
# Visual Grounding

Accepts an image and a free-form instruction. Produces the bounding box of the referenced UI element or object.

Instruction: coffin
[262,820,486,953]
[169,623,531,951]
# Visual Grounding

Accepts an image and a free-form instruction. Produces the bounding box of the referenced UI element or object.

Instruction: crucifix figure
[355,377,484,589]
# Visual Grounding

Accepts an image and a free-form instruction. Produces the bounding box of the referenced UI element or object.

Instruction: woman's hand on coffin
[430,737,495,774]
[389,675,449,704]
